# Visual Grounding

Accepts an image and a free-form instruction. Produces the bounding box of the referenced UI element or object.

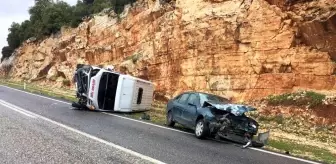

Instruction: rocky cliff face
[6,0,336,101]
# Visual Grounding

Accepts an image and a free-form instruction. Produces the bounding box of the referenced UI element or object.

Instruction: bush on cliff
[1,46,14,62]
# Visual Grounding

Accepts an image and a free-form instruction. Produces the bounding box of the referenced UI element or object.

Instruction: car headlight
[250,123,257,129]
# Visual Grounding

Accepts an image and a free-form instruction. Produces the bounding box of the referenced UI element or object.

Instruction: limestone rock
[35,52,45,61]
[4,0,336,101]
[46,66,59,81]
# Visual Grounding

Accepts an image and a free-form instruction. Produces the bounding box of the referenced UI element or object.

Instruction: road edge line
[0,100,37,118]
[249,147,321,164]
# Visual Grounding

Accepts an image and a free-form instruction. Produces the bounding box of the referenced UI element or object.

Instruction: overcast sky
[0,0,78,57]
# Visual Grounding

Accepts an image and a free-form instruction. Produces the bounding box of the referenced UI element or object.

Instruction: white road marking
[0,100,37,118]
[249,147,321,164]
[0,99,41,117]
[209,138,321,164]
[0,85,322,164]
[0,98,165,164]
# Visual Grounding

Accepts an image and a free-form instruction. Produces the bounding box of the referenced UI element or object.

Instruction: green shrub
[305,91,326,107]
[273,114,284,124]
[266,91,326,108]
[258,115,272,122]
[62,79,71,86]
[257,115,284,124]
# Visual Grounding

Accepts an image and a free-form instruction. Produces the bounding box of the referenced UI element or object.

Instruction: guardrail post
[24,82,26,90]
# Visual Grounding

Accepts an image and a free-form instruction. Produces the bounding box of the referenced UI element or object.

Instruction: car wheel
[166,111,175,127]
[71,102,82,110]
[195,119,209,139]
[252,140,264,148]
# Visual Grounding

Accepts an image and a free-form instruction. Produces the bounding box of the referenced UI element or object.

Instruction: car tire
[71,102,82,110]
[195,119,209,139]
[252,140,264,148]
[166,111,175,127]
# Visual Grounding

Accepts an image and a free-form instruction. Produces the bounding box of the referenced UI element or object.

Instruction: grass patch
[248,112,336,145]
[257,114,284,124]
[62,79,71,86]
[266,91,326,108]
[267,139,336,164]
[273,115,284,124]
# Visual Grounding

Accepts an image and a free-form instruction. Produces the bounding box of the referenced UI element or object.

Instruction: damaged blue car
[166,91,267,148]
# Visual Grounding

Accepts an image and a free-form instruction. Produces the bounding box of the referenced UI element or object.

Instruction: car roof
[178,91,227,98]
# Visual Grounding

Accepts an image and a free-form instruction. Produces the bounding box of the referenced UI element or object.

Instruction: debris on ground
[140,113,151,120]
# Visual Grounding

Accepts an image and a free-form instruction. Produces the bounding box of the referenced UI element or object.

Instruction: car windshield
[199,93,230,106]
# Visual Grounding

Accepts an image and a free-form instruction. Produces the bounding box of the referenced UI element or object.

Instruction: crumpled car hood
[204,101,257,116]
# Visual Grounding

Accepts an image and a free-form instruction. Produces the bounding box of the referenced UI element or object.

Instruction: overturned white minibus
[72,64,154,112]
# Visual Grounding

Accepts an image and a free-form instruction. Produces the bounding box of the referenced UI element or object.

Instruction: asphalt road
[0,96,148,164]
[0,85,320,164]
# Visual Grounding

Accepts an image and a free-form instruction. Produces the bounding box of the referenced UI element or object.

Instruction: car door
[173,93,190,126]
[181,93,200,128]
